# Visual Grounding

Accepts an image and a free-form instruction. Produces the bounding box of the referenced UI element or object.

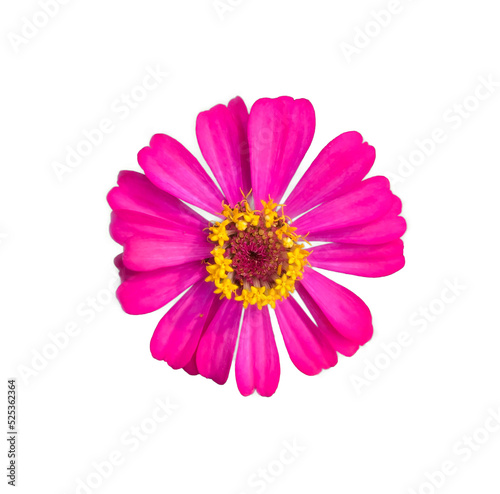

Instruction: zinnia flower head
[107,96,406,397]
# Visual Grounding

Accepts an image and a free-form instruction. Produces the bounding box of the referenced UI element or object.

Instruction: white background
[2,1,500,493]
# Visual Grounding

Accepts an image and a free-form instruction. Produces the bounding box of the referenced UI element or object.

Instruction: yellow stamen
[205,197,311,309]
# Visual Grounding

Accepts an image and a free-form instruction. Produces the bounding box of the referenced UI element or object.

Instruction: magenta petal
[150,280,218,369]
[235,305,280,397]
[309,239,405,277]
[114,253,140,282]
[285,131,375,218]
[303,187,405,244]
[293,176,393,234]
[308,212,407,244]
[275,296,338,376]
[295,284,359,357]
[299,269,373,345]
[181,296,224,376]
[182,354,199,376]
[227,96,252,195]
[138,134,225,213]
[388,195,403,216]
[248,97,315,205]
[196,97,251,205]
[107,170,206,230]
[196,299,242,385]
[123,235,212,271]
[116,261,206,315]
[110,210,206,246]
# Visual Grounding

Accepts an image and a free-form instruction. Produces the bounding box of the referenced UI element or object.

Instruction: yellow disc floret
[205,197,311,309]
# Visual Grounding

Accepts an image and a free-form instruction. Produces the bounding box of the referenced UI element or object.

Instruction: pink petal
[110,210,206,246]
[295,284,359,357]
[228,96,252,195]
[116,261,206,315]
[308,212,406,244]
[235,305,280,397]
[114,253,140,282]
[123,235,212,271]
[150,279,218,369]
[299,268,373,345]
[293,176,393,234]
[181,297,225,376]
[388,195,403,216]
[309,239,405,277]
[138,134,225,214]
[285,131,375,218]
[107,170,206,230]
[275,296,338,376]
[171,327,205,378]
[196,298,242,385]
[182,354,199,376]
[196,97,251,205]
[248,97,315,205]
[305,189,406,244]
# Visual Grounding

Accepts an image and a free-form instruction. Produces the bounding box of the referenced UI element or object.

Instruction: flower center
[205,198,311,309]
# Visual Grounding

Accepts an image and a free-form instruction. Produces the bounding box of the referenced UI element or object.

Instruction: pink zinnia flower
[107,96,406,397]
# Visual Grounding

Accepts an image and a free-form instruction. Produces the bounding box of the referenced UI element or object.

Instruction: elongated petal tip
[138,133,225,213]
[235,305,280,397]
[299,269,373,345]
